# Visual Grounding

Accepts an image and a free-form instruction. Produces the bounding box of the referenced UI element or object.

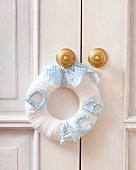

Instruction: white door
[0,0,134,169]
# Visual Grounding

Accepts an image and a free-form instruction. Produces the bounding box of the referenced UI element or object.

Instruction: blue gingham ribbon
[82,97,104,117]
[43,62,100,88]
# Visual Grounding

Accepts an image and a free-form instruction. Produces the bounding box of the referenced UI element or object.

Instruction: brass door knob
[88,48,108,68]
[56,48,75,68]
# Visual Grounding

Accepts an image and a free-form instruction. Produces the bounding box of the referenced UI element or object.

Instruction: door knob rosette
[88,48,108,67]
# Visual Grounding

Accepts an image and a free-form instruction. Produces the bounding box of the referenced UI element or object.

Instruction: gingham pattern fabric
[60,122,80,144]
[25,88,48,112]
[43,62,99,88]
[82,97,104,117]
[74,114,94,133]
[73,62,100,84]
[43,65,61,87]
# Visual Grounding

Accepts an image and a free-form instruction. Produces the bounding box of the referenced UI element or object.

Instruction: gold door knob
[56,48,75,68]
[88,48,108,68]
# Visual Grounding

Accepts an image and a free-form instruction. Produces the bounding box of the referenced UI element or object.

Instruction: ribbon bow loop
[43,65,61,87]
[43,62,100,88]
[65,66,86,88]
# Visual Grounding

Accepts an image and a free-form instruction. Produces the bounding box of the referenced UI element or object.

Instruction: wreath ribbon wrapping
[25,62,104,144]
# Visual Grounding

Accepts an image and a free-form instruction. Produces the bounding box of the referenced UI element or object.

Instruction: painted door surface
[0,0,134,170]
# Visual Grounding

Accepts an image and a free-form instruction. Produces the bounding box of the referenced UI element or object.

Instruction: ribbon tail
[67,76,83,88]
[65,70,85,88]
[48,77,60,87]
[73,62,100,84]
[89,71,100,84]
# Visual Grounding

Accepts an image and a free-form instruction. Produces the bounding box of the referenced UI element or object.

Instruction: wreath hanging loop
[25,62,104,144]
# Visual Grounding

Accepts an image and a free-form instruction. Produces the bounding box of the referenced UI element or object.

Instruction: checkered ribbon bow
[43,62,100,88]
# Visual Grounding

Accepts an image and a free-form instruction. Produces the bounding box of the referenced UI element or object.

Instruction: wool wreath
[25,62,104,144]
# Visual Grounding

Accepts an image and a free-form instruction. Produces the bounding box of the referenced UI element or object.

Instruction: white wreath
[25,62,104,144]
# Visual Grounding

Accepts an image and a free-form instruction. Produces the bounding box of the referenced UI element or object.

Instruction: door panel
[0,130,33,170]
[124,0,136,170]
[39,0,81,170]
[0,0,38,170]
[0,0,16,99]
[82,0,124,169]
[39,0,81,69]
[129,0,136,116]
[0,0,31,112]
[0,148,17,170]
[128,131,136,170]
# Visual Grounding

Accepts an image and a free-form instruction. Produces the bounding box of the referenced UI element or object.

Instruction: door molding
[0,1,40,170]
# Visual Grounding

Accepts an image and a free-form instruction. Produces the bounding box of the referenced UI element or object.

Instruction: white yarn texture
[25,71,101,141]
